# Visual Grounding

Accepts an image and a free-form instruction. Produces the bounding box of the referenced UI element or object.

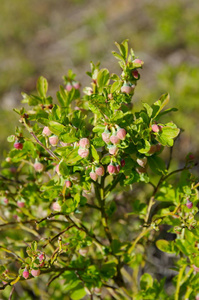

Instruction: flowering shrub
[0,40,198,299]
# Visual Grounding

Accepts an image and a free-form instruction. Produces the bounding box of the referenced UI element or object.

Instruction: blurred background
[0,0,199,160]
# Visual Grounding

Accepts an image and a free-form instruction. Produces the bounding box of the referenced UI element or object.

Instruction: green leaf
[156,126,180,147]
[143,103,153,118]
[112,51,126,63]
[140,273,153,290]
[91,145,99,162]
[101,155,111,165]
[110,80,122,93]
[97,68,110,88]
[7,135,15,142]
[152,93,170,118]
[48,121,66,135]
[156,239,175,254]
[59,161,70,176]
[70,283,86,300]
[147,156,166,175]
[37,76,48,98]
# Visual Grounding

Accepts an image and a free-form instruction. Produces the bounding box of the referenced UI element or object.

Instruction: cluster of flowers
[102,125,127,156]
[22,253,45,279]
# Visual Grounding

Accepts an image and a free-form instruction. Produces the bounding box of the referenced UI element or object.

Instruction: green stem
[175,265,186,300]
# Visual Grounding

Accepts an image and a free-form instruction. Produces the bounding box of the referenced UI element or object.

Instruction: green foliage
[0,41,198,299]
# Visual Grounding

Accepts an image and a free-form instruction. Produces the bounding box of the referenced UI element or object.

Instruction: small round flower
[6,157,11,163]
[49,135,59,146]
[151,124,160,133]
[90,172,98,181]
[79,138,90,148]
[107,164,116,175]
[65,180,72,188]
[102,131,111,144]
[23,269,29,279]
[72,81,81,89]
[186,200,193,209]
[52,202,61,212]
[14,141,23,150]
[121,83,133,94]
[109,145,118,156]
[42,126,51,136]
[38,253,44,262]
[116,128,127,140]
[110,135,120,145]
[78,148,89,158]
[66,83,73,92]
[95,166,105,176]
[17,201,25,208]
[34,162,44,173]
[133,58,144,66]
[31,269,40,277]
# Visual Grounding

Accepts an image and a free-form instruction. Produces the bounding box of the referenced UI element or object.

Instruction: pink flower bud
[14,142,23,150]
[121,84,134,94]
[72,81,81,89]
[6,157,11,163]
[110,135,120,145]
[78,148,89,158]
[121,159,125,167]
[90,172,98,181]
[137,157,147,168]
[66,83,73,92]
[133,59,144,66]
[42,126,51,136]
[55,164,60,175]
[151,124,160,133]
[186,200,193,209]
[17,201,25,208]
[102,131,111,144]
[65,180,72,188]
[95,166,105,176]
[31,269,40,277]
[79,138,90,148]
[23,269,29,279]
[52,202,61,211]
[116,128,127,140]
[38,254,44,262]
[49,135,59,146]
[107,164,116,175]
[109,145,118,155]
[3,198,9,205]
[34,162,44,173]
[132,69,139,79]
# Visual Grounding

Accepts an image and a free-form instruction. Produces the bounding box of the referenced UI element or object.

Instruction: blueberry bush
[0,40,199,299]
